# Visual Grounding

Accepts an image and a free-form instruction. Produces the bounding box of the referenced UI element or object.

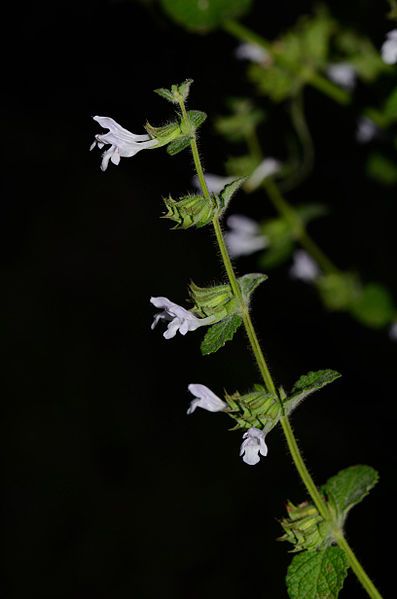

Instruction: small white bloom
[356,117,377,144]
[289,250,320,283]
[381,29,397,65]
[235,42,270,64]
[240,427,268,465]
[245,158,281,191]
[389,322,397,341]
[224,214,268,258]
[91,116,159,171]
[192,173,235,194]
[187,384,227,414]
[150,296,214,340]
[326,63,356,91]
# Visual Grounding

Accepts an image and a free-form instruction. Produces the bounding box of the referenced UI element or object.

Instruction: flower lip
[187,383,227,414]
[240,427,268,465]
[150,296,214,339]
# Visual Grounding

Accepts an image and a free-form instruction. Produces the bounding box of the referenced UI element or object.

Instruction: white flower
[224,214,268,258]
[381,29,397,65]
[150,296,214,340]
[91,116,159,171]
[192,173,235,194]
[356,117,377,144]
[235,43,270,64]
[187,384,227,414]
[240,427,268,465]
[326,63,356,91]
[289,250,320,282]
[389,322,397,341]
[245,158,281,191]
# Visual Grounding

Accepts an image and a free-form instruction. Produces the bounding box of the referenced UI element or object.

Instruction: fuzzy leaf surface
[200,314,242,355]
[323,465,379,520]
[284,370,341,414]
[161,0,253,33]
[167,135,192,156]
[286,547,349,599]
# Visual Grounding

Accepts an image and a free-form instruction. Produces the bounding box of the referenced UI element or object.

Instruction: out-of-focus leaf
[160,0,253,33]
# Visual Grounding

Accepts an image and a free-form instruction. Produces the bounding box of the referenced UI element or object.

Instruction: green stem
[178,99,382,599]
[263,177,339,275]
[222,19,350,105]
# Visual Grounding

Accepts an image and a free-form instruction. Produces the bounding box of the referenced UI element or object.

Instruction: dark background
[2,1,396,597]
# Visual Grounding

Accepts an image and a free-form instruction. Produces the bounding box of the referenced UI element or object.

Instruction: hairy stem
[179,99,382,599]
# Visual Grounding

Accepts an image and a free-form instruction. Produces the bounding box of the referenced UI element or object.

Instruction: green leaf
[350,283,395,328]
[167,135,192,156]
[367,152,397,186]
[286,547,349,599]
[200,314,242,355]
[160,0,253,33]
[285,370,341,415]
[219,177,246,211]
[316,272,361,311]
[323,465,379,522]
[238,273,268,300]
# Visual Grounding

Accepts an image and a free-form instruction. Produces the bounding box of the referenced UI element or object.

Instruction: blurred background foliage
[2,0,396,597]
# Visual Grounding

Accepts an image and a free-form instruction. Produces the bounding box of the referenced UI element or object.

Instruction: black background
[2,1,396,597]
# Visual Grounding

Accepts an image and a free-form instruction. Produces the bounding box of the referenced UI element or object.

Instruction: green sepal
[162,193,222,229]
[167,135,192,156]
[186,109,207,130]
[225,385,280,432]
[200,314,243,355]
[322,465,379,527]
[145,120,182,144]
[316,272,361,311]
[189,280,235,319]
[286,547,349,599]
[154,79,194,104]
[278,500,331,552]
[284,369,341,415]
[238,273,268,302]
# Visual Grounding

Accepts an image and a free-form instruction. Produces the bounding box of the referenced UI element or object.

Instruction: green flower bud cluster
[225,384,281,432]
[278,500,331,552]
[162,177,245,229]
[189,280,237,321]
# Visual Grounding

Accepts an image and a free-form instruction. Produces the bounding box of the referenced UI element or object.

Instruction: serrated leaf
[238,273,268,300]
[219,177,245,212]
[286,547,349,599]
[323,465,379,522]
[167,135,192,156]
[200,314,242,355]
[284,370,341,415]
[160,0,253,33]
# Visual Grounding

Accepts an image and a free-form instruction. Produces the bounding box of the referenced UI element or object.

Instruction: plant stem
[222,19,350,105]
[179,100,383,599]
[263,177,339,275]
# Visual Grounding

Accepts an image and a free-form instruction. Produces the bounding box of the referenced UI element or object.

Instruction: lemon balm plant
[91,79,383,599]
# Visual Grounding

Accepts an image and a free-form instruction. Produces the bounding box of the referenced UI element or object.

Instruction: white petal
[240,428,268,465]
[187,384,227,412]
[356,117,377,144]
[226,214,261,235]
[326,63,356,90]
[246,158,281,191]
[389,322,397,341]
[93,116,150,142]
[289,250,320,282]
[235,43,269,64]
[381,30,397,64]
[192,173,235,194]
